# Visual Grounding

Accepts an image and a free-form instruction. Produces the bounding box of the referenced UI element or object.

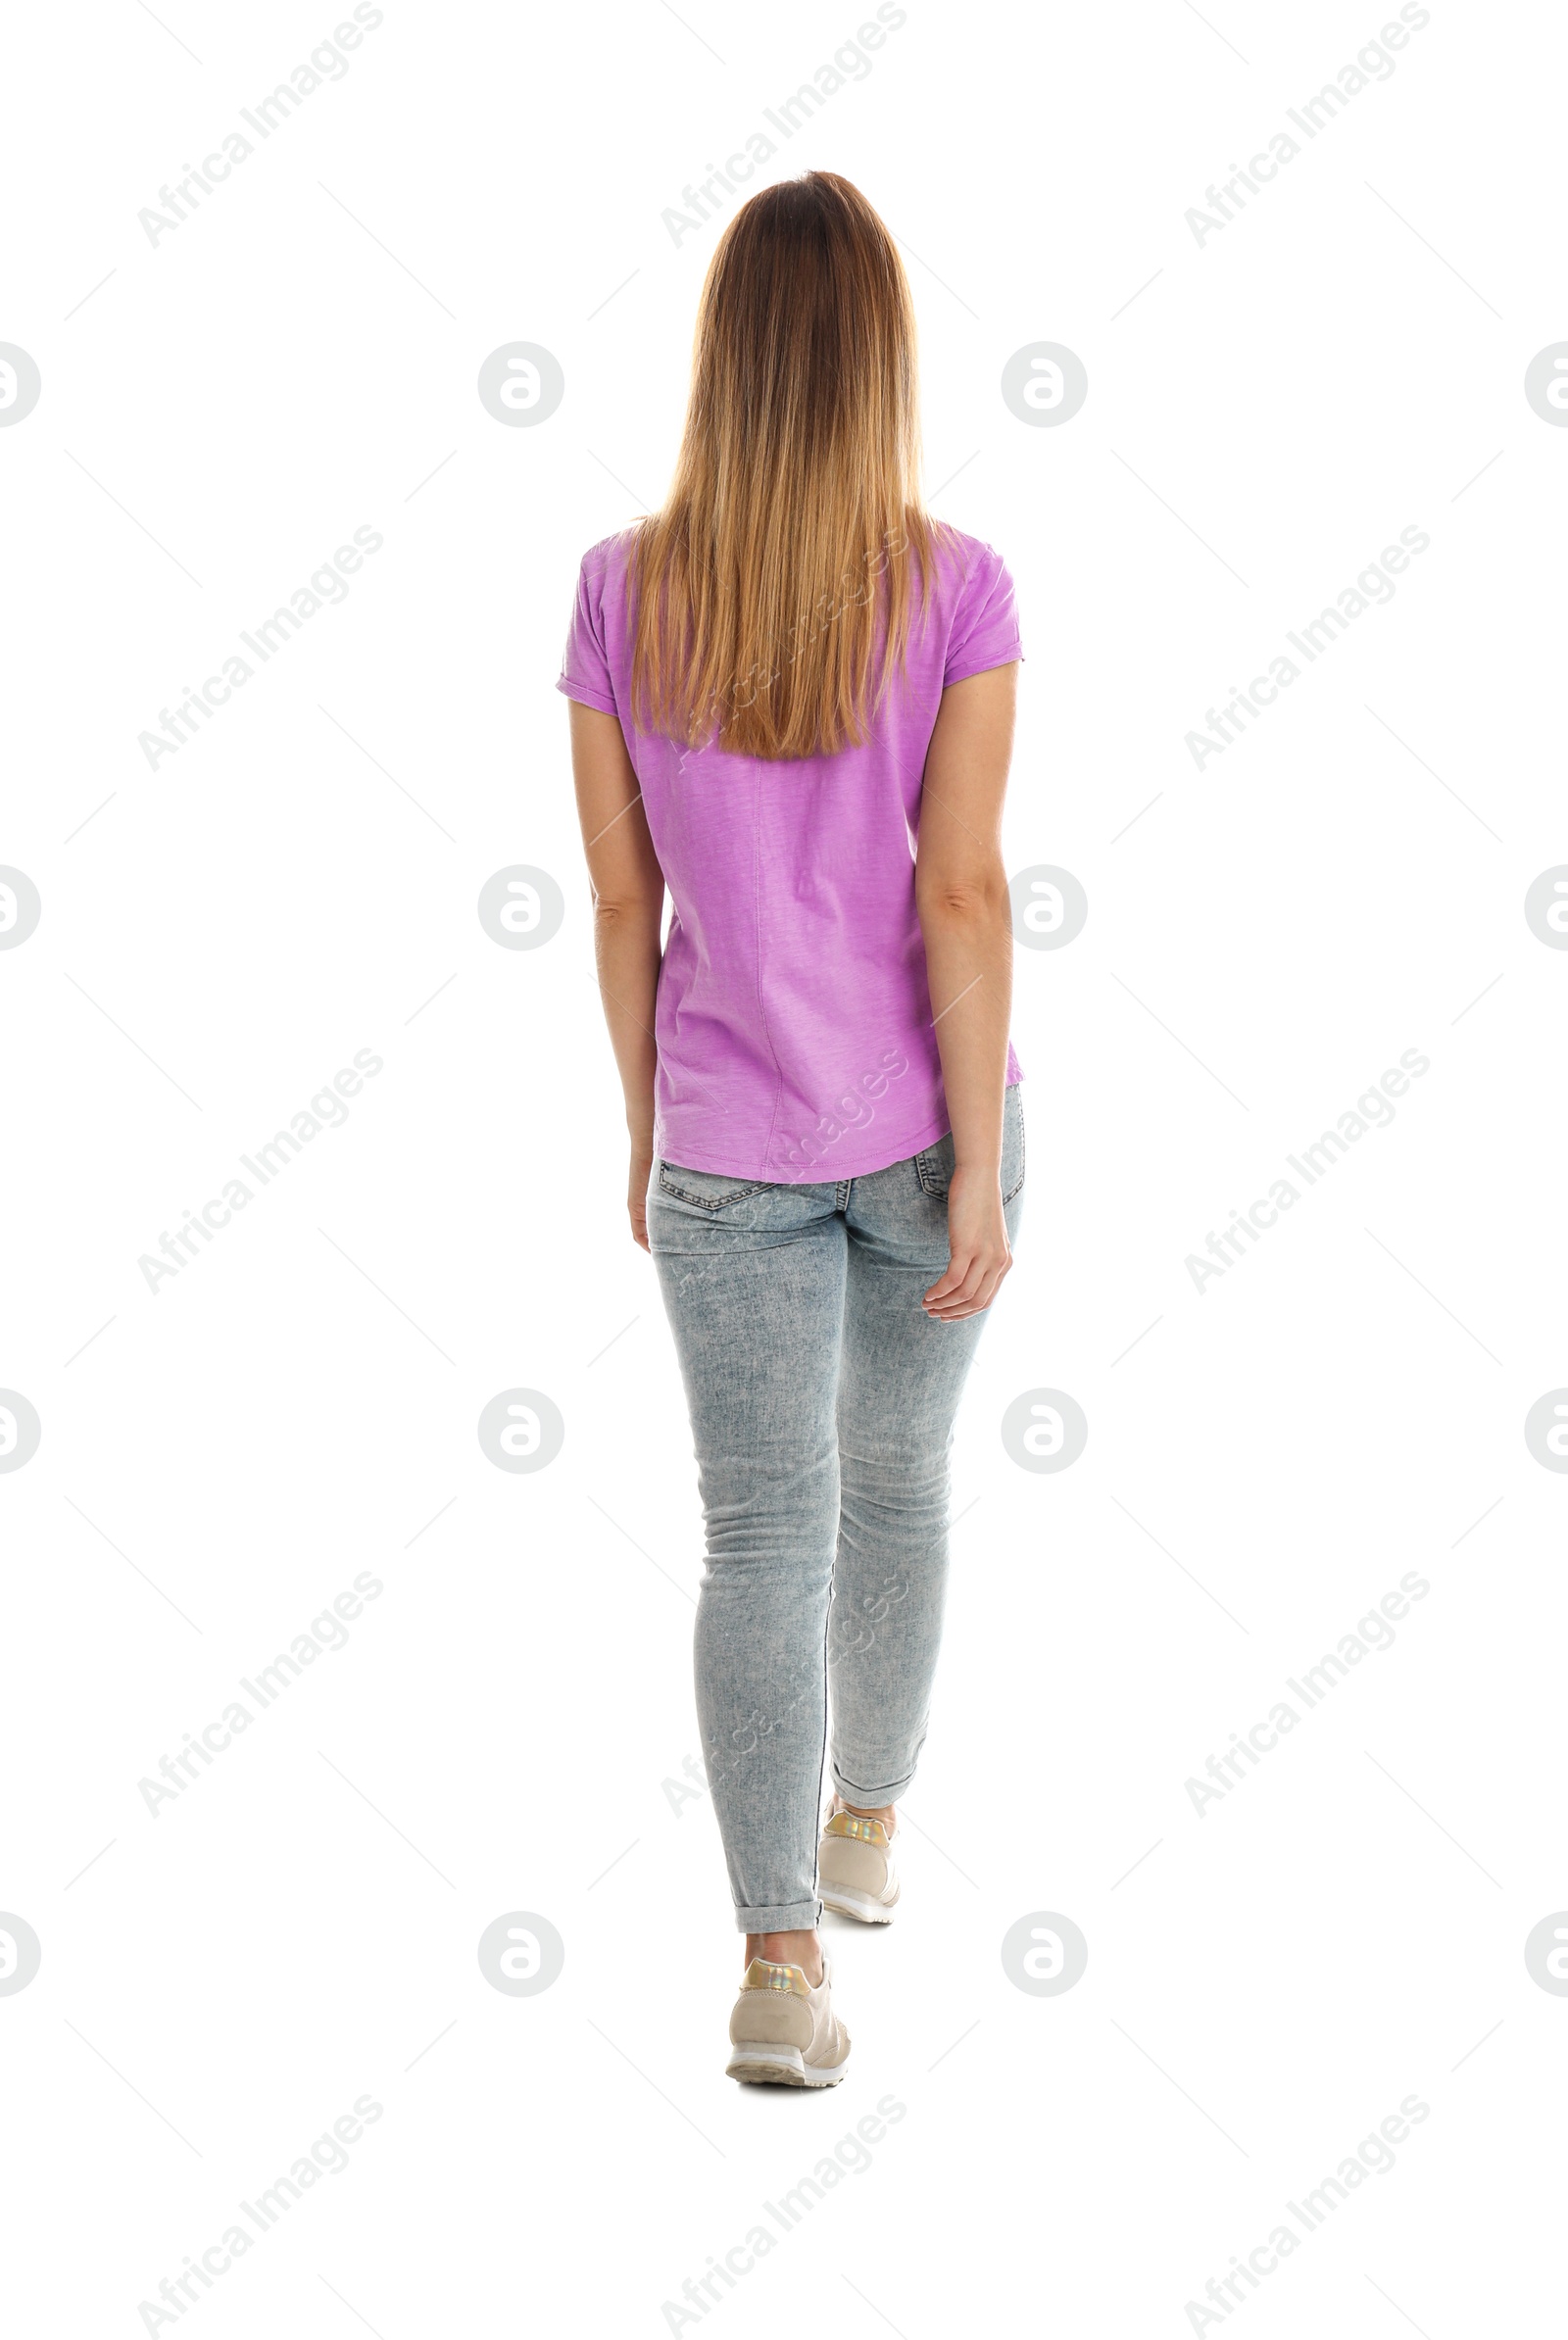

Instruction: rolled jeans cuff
[832,1765,915,1806]
[736,1899,821,1933]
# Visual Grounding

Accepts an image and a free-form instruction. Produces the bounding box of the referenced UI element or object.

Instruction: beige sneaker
[725,1958,851,2087]
[818,1806,900,1924]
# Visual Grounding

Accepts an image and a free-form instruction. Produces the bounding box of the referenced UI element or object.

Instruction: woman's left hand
[923,1163,1012,1320]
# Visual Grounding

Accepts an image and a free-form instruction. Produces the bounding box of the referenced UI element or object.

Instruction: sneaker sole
[725,2043,850,2087]
[819,1880,900,1925]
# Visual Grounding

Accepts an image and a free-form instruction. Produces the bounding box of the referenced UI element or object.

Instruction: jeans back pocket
[656,1162,773,1212]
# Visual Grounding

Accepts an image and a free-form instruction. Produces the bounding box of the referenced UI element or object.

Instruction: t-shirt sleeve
[556,553,619,715]
[943,542,1023,688]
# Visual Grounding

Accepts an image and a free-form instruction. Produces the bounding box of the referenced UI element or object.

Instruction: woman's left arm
[567,701,666,1250]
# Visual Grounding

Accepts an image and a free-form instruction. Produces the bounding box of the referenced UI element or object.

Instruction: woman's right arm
[567,700,666,1250]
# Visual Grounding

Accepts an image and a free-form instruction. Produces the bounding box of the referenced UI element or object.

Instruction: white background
[3,0,1564,2332]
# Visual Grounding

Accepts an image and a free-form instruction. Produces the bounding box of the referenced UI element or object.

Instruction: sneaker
[725,1957,851,2087]
[817,1806,900,1924]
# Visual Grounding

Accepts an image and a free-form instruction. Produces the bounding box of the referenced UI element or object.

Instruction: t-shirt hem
[556,673,619,716]
[657,1106,953,1185]
[658,1084,1020,1186]
[779,1102,956,1184]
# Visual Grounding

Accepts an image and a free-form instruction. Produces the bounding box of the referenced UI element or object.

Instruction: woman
[560,171,1024,2086]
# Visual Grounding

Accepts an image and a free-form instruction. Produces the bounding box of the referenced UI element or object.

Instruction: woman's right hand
[628,1142,654,1251]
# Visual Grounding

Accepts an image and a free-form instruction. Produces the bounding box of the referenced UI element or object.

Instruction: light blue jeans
[648,1086,1025,1931]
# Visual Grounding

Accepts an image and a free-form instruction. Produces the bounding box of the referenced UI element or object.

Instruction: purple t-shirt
[558,524,1023,1182]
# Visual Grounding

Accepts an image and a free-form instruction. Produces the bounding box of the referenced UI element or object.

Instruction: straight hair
[628,171,942,761]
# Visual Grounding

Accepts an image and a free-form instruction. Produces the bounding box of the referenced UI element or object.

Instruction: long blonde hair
[628,171,939,761]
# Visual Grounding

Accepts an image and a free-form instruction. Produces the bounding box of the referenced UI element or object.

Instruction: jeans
[647,1086,1025,1931]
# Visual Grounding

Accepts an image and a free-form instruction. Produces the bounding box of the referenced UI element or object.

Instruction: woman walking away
[561,170,1024,2085]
